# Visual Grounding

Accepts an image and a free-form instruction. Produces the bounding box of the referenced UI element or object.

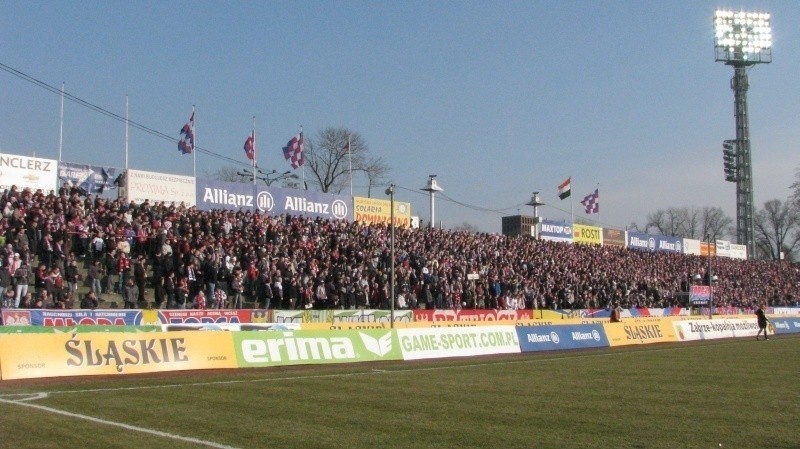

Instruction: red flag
[244,131,255,161]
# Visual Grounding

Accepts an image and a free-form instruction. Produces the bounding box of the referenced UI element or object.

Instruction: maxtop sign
[538,219,573,243]
[233,330,402,367]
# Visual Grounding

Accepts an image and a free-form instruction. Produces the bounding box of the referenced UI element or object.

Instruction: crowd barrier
[2,316,799,380]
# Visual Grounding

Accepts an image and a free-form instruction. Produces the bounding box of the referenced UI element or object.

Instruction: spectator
[123,277,138,309]
[80,290,99,310]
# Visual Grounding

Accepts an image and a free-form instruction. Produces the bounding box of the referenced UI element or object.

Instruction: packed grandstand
[1,179,797,318]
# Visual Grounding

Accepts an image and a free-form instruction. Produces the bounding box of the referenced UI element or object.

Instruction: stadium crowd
[0,184,798,312]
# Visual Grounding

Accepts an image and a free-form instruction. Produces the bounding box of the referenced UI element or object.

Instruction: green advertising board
[233,329,402,367]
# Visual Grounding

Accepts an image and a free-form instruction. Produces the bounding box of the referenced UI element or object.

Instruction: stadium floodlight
[714,10,772,64]
[714,10,772,260]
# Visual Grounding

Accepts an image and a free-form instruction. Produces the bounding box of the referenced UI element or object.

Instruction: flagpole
[125,95,129,170]
[596,183,601,226]
[58,82,64,162]
[252,116,257,189]
[570,177,574,225]
[192,105,196,178]
[300,125,306,189]
[348,133,353,196]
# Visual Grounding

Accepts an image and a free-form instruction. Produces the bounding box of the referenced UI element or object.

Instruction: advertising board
[0,331,236,380]
[195,178,350,220]
[353,196,411,227]
[538,219,573,243]
[572,224,602,245]
[233,329,402,367]
[58,161,117,194]
[396,326,520,360]
[516,324,609,352]
[602,319,678,346]
[0,153,58,192]
[126,169,196,206]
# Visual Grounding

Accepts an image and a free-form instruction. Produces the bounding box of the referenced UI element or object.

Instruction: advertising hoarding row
[537,219,747,260]
[2,317,799,379]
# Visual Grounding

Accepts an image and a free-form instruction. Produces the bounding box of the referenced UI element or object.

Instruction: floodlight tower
[714,10,772,259]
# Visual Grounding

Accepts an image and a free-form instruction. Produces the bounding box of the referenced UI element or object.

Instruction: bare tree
[641,206,732,239]
[362,155,390,198]
[203,166,249,183]
[754,199,800,260]
[305,128,390,194]
[644,208,687,236]
[698,207,733,241]
[451,222,480,233]
[791,167,800,207]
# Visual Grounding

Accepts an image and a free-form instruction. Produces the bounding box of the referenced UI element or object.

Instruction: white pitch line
[0,395,243,449]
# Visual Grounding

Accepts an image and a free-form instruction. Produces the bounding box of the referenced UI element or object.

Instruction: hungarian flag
[178,112,195,155]
[580,189,599,214]
[558,177,571,200]
[282,132,305,169]
[243,131,255,161]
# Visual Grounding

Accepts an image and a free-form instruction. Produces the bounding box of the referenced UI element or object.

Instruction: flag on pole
[282,132,305,169]
[558,177,571,200]
[244,131,255,161]
[580,189,599,214]
[178,112,195,155]
[341,140,350,154]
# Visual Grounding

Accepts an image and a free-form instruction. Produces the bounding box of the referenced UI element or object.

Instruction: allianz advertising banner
[516,324,609,352]
[0,153,58,193]
[538,219,573,243]
[626,231,683,254]
[58,161,117,194]
[196,178,350,221]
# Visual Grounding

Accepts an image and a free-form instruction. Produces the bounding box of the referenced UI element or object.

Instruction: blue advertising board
[58,161,117,194]
[195,178,351,221]
[768,317,800,335]
[626,231,683,253]
[516,324,609,352]
[539,219,573,243]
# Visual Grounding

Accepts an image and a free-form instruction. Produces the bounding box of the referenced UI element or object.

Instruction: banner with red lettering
[413,309,533,322]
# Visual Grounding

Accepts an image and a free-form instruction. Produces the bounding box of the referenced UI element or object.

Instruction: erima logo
[359,332,393,357]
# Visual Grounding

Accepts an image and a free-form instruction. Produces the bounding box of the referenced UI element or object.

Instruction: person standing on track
[755,303,770,341]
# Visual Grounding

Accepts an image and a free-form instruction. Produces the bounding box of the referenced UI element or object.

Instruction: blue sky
[1,1,798,234]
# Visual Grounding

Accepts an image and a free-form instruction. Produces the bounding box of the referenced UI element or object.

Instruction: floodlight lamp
[714,9,772,64]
